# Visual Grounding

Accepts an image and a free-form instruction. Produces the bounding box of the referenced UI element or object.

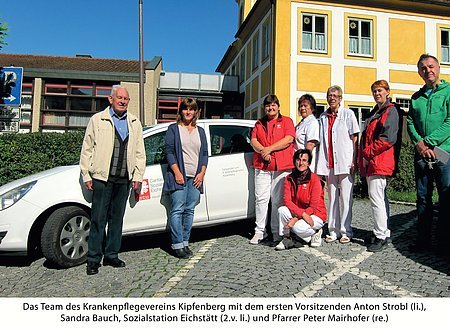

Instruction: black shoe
[365,235,392,246]
[364,235,375,246]
[184,246,193,257]
[103,258,126,268]
[275,237,295,250]
[367,237,387,252]
[173,248,189,259]
[292,235,307,248]
[86,262,100,275]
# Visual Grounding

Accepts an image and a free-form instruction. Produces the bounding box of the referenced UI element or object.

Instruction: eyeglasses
[327,94,341,99]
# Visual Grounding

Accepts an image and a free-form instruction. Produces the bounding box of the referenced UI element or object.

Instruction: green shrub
[355,141,416,198]
[388,141,416,193]
[0,131,85,186]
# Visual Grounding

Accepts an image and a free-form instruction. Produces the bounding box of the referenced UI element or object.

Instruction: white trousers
[254,169,289,236]
[326,168,354,239]
[367,175,391,240]
[278,206,324,243]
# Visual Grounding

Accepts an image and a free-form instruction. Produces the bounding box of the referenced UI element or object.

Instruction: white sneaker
[275,241,286,250]
[249,233,264,245]
[310,228,323,247]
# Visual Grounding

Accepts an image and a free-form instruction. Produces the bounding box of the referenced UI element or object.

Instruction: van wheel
[41,206,90,268]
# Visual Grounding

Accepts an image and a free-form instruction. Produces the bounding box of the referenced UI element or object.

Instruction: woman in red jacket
[275,149,327,250]
[359,80,400,253]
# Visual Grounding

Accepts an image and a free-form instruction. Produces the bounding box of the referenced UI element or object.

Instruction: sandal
[339,236,351,244]
[325,235,337,243]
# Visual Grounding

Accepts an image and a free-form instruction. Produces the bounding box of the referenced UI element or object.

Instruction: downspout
[270,0,275,95]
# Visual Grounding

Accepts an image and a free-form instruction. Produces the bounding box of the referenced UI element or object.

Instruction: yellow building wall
[243,0,252,20]
[246,44,252,80]
[390,19,425,65]
[261,66,271,97]
[441,74,450,82]
[245,84,251,107]
[273,0,291,116]
[391,89,414,97]
[251,77,259,104]
[344,67,377,94]
[389,70,423,85]
[343,101,374,108]
[297,63,331,92]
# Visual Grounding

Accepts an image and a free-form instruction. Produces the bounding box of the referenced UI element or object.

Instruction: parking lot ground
[0,198,449,298]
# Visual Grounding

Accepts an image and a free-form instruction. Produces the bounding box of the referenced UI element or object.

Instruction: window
[144,131,167,165]
[350,106,372,129]
[252,34,259,70]
[41,80,116,130]
[45,84,67,94]
[70,85,93,96]
[315,104,326,118]
[395,98,411,113]
[262,20,270,60]
[20,81,33,130]
[302,14,326,52]
[209,125,253,156]
[441,28,450,63]
[348,18,372,56]
[239,52,246,84]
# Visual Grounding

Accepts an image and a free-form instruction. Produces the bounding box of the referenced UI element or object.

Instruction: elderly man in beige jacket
[80,85,146,275]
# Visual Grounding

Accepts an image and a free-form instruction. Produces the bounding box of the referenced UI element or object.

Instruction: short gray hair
[327,85,342,97]
[110,84,128,96]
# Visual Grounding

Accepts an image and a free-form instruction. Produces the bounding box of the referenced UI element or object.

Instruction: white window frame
[350,106,372,132]
[348,18,373,57]
[441,28,450,64]
[395,97,411,114]
[301,13,327,53]
[252,34,259,71]
[239,52,246,84]
[262,20,270,61]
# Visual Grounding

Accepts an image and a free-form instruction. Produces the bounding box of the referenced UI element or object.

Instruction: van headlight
[0,181,36,211]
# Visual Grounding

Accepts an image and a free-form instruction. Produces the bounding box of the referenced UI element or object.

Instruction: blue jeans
[88,179,130,263]
[169,177,200,250]
[414,155,450,247]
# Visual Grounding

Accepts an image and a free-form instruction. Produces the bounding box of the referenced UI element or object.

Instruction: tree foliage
[0,21,8,50]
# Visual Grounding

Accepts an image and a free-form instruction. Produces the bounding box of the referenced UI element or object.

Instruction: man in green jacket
[407,54,450,256]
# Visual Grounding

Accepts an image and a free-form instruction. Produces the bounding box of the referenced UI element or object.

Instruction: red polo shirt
[326,110,337,169]
[251,114,295,171]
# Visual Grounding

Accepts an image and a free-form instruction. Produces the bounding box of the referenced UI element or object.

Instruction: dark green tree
[0,21,8,50]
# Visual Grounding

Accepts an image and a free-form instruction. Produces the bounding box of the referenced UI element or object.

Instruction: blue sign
[0,66,23,106]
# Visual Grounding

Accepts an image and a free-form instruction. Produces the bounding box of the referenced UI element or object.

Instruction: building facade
[0,54,242,133]
[217,0,450,127]
[0,54,162,132]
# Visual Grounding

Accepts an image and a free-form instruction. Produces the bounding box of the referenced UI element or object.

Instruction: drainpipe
[139,0,145,124]
[270,0,275,95]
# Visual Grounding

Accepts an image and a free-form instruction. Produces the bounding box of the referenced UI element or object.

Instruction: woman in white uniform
[294,94,319,172]
[316,85,360,244]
